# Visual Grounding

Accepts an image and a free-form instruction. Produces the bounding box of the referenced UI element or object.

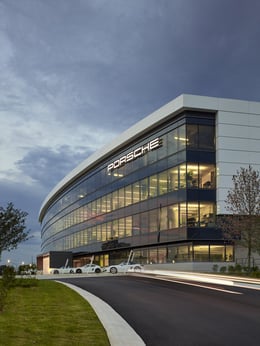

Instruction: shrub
[234,264,242,273]
[2,266,16,289]
[219,266,227,273]
[0,282,8,312]
[228,265,235,274]
[212,264,219,272]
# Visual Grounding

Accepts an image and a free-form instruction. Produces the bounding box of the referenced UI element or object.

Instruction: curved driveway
[60,275,260,346]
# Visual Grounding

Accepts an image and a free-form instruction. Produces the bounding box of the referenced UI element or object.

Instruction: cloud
[15,145,95,190]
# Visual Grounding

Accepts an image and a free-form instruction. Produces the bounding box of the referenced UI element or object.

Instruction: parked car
[104,261,143,274]
[50,266,74,274]
[74,264,103,274]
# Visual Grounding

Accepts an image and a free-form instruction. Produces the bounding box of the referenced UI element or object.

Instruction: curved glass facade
[40,110,233,265]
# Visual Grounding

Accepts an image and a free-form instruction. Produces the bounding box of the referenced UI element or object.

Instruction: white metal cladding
[39,94,260,221]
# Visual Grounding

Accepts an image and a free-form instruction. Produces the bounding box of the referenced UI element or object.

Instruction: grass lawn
[0,279,110,346]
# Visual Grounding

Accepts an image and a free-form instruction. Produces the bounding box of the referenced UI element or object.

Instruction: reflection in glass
[149,174,158,197]
[168,167,178,191]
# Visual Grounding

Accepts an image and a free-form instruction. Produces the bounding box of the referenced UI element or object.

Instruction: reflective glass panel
[200,164,216,189]
[133,182,140,203]
[187,124,198,148]
[168,167,179,191]
[187,203,199,227]
[140,178,149,201]
[158,171,168,195]
[200,203,215,227]
[199,125,215,150]
[187,164,199,188]
[179,164,186,189]
[149,174,158,197]
[168,205,179,228]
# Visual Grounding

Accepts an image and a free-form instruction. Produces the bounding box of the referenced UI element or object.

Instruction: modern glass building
[38,94,260,269]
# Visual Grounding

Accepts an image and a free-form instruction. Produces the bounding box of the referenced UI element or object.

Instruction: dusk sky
[1,0,260,266]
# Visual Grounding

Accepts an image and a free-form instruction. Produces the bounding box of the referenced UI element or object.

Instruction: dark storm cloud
[16,145,95,190]
[3,0,260,132]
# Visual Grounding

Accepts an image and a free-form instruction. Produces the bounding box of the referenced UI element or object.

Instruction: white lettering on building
[107,137,163,173]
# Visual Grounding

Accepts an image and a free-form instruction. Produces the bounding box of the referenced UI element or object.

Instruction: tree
[0,202,30,259]
[219,165,260,268]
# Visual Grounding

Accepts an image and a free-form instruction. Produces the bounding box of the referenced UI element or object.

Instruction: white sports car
[104,261,143,274]
[50,266,74,274]
[74,264,103,274]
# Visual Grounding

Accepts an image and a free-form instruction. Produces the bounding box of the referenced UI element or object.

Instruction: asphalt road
[60,275,260,346]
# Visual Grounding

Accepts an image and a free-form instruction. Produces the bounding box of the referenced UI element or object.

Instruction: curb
[58,281,145,346]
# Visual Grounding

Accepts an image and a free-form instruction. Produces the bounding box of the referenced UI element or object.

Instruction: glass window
[160,206,168,231]
[112,190,118,210]
[168,167,178,191]
[200,203,215,227]
[180,203,187,226]
[140,211,149,233]
[112,220,118,238]
[149,248,158,264]
[101,196,106,214]
[186,164,199,188]
[106,193,112,213]
[200,164,216,189]
[187,124,198,148]
[158,171,168,195]
[147,146,158,164]
[125,185,132,206]
[177,245,192,262]
[101,223,107,241]
[149,209,158,232]
[225,245,233,261]
[193,245,209,261]
[187,203,199,227]
[96,198,101,215]
[158,248,167,263]
[140,178,149,201]
[132,182,140,203]
[125,216,132,237]
[178,125,186,151]
[168,205,179,228]
[179,164,186,189]
[118,218,125,238]
[106,222,112,239]
[97,224,102,241]
[158,134,167,160]
[118,188,125,208]
[199,125,215,150]
[168,128,178,156]
[210,245,225,261]
[132,214,140,236]
[91,200,97,218]
[149,174,158,197]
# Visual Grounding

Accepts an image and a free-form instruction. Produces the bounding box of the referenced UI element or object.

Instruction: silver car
[50,266,74,274]
[104,261,143,274]
[74,264,103,274]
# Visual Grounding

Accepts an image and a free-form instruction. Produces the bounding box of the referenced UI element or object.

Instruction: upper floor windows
[187,124,215,150]
[42,120,215,227]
